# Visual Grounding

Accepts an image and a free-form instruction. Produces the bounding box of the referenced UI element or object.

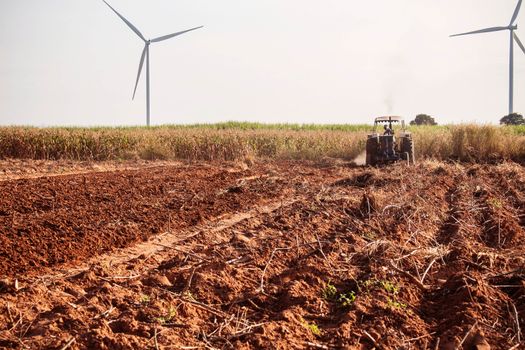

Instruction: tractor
[365,116,415,166]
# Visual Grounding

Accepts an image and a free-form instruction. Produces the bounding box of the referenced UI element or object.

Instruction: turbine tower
[451,0,525,115]
[103,1,203,126]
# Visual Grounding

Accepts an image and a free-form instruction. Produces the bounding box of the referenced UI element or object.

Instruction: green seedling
[321,281,357,308]
[387,298,407,310]
[182,290,196,301]
[321,282,338,301]
[380,280,399,295]
[362,231,377,241]
[338,291,356,308]
[360,279,376,293]
[304,322,322,336]
[140,294,151,305]
[157,306,177,324]
[487,197,502,209]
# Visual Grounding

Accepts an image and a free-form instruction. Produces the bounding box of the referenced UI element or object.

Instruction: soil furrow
[0,162,341,277]
[1,160,524,349]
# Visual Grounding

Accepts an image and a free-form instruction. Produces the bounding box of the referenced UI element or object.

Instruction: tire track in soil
[83,196,303,278]
[0,161,340,278]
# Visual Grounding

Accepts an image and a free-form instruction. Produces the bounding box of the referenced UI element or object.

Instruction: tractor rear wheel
[366,138,378,166]
[401,137,415,164]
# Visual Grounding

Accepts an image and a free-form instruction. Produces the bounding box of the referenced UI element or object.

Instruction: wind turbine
[103,1,203,126]
[451,0,525,115]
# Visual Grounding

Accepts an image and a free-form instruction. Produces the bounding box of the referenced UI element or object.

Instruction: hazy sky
[1,0,524,126]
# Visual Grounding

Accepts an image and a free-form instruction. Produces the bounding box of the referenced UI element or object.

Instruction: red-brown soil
[0,159,180,181]
[0,160,524,349]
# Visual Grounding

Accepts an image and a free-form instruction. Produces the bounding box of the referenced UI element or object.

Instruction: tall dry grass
[414,125,525,162]
[0,126,366,162]
[0,124,524,162]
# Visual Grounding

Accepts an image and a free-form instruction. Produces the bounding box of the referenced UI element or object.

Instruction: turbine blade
[150,26,203,43]
[132,45,147,100]
[515,32,525,55]
[510,0,523,25]
[102,0,146,41]
[450,26,508,37]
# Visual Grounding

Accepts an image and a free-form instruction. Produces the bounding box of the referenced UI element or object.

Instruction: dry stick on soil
[202,330,226,350]
[493,284,523,288]
[413,261,422,281]
[382,204,401,215]
[59,337,76,350]
[462,278,476,305]
[457,321,478,349]
[208,314,235,338]
[247,298,261,310]
[433,337,440,350]
[160,287,227,318]
[404,332,435,343]
[394,248,423,261]
[8,310,22,332]
[226,256,246,264]
[420,258,437,284]
[66,302,78,310]
[498,218,501,247]
[95,305,115,320]
[20,315,37,340]
[363,330,382,349]
[389,260,429,291]
[14,338,27,350]
[228,322,266,340]
[181,266,198,296]
[315,233,329,261]
[6,302,14,324]
[103,274,141,280]
[509,300,522,343]
[234,307,248,333]
[304,341,329,349]
[258,247,293,293]
[154,327,160,350]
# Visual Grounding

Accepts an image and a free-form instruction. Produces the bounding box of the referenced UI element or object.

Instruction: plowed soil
[0,160,524,349]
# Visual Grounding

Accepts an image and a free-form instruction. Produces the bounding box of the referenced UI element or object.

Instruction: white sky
[0,0,524,126]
